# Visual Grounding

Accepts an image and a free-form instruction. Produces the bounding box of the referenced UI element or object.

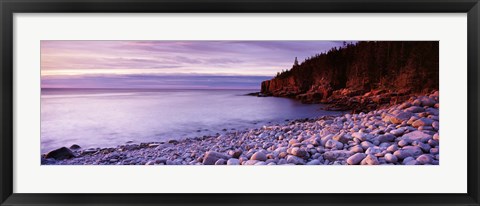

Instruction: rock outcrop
[261,41,439,112]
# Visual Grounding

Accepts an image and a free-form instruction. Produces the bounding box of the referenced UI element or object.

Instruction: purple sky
[41,41,350,89]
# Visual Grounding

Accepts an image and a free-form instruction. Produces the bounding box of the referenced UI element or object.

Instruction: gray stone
[251,151,267,161]
[325,139,343,150]
[363,154,379,165]
[333,133,350,144]
[378,134,396,143]
[349,145,364,153]
[290,147,307,157]
[400,131,432,143]
[412,118,434,127]
[384,153,398,163]
[383,111,412,124]
[286,155,304,165]
[416,154,433,164]
[243,160,259,165]
[404,160,418,165]
[402,156,415,164]
[390,128,405,136]
[346,153,367,165]
[215,159,226,165]
[323,150,353,161]
[405,106,424,113]
[306,159,321,165]
[202,151,229,165]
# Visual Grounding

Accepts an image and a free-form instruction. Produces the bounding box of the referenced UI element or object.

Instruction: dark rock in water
[45,147,75,160]
[69,144,81,150]
[168,139,179,144]
[41,158,56,164]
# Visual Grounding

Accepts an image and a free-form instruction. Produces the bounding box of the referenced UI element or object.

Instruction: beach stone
[155,157,167,164]
[383,111,412,124]
[243,160,259,165]
[430,147,439,155]
[333,132,350,144]
[323,150,353,161]
[286,155,304,165]
[404,160,418,165]
[168,139,179,144]
[390,128,405,136]
[45,147,75,160]
[360,141,374,150]
[398,102,412,109]
[226,158,240,165]
[428,139,439,147]
[405,106,424,113]
[215,159,226,165]
[416,154,433,164]
[228,149,243,158]
[417,142,431,152]
[352,132,370,141]
[346,153,367,165]
[69,144,81,150]
[402,156,415,164]
[387,144,398,153]
[412,118,434,127]
[364,154,379,165]
[431,121,439,130]
[83,148,98,154]
[398,139,411,147]
[325,139,343,150]
[377,134,395,143]
[148,143,161,147]
[145,161,154,165]
[400,131,431,143]
[251,151,267,161]
[202,151,229,165]
[277,159,288,165]
[290,147,307,158]
[307,159,321,165]
[384,153,398,163]
[433,133,439,141]
[394,149,414,160]
[402,146,424,156]
[255,162,267,165]
[349,145,364,153]
[288,139,299,145]
[426,107,439,115]
[420,97,436,107]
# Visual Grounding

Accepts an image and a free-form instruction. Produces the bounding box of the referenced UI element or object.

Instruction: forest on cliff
[261,41,439,104]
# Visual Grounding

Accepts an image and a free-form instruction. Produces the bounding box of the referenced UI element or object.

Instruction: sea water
[41,89,343,153]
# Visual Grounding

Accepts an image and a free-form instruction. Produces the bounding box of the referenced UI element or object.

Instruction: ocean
[41,88,343,153]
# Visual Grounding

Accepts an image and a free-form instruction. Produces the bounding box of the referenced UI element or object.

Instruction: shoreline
[42,91,439,165]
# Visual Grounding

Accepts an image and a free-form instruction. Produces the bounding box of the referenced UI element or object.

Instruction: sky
[41,41,349,89]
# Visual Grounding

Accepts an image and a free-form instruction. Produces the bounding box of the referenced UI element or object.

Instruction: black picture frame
[1,0,479,205]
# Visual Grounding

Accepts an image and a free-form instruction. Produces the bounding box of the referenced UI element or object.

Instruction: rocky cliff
[261,41,439,112]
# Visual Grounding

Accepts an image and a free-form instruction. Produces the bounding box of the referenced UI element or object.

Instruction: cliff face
[261,41,439,111]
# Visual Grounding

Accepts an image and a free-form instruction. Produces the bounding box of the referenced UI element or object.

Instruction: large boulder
[45,147,75,160]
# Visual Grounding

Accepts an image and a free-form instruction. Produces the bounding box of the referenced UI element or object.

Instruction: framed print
[1,0,479,205]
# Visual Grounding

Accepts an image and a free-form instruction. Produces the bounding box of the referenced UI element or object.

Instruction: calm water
[41,89,343,153]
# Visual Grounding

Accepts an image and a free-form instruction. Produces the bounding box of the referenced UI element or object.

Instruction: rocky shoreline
[42,91,439,165]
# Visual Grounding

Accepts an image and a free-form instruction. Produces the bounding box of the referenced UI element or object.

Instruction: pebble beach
[42,91,439,166]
